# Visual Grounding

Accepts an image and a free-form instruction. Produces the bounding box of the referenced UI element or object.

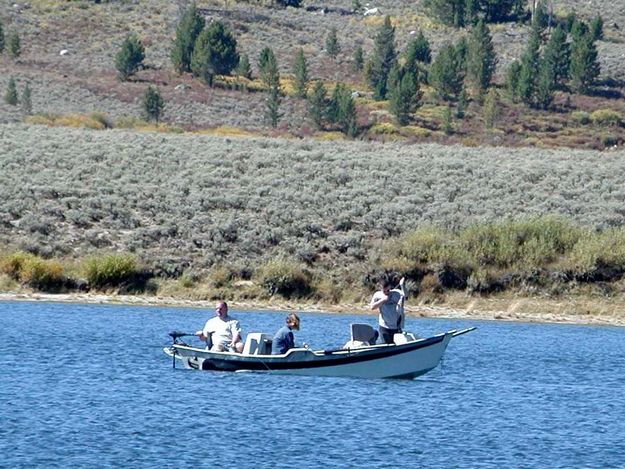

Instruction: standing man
[195,301,244,353]
[370,277,406,344]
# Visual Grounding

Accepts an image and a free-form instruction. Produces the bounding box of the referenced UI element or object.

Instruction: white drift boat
[164,324,475,379]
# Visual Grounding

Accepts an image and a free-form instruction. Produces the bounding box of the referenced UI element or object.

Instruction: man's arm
[370,292,388,310]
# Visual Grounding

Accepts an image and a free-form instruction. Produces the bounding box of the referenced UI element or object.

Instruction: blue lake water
[1,300,624,468]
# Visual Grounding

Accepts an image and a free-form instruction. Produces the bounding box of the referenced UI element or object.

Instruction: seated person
[271,313,300,355]
[195,301,243,353]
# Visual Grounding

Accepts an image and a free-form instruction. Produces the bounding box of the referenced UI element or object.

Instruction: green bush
[565,229,625,273]
[256,258,311,298]
[84,254,139,289]
[590,109,622,127]
[571,111,590,125]
[0,251,64,291]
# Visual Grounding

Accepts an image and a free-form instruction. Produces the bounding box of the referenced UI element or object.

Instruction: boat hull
[165,331,461,379]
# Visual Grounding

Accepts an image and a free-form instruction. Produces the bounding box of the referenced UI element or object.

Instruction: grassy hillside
[0,0,624,148]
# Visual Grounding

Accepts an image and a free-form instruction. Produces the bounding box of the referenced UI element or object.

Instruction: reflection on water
[1,301,624,468]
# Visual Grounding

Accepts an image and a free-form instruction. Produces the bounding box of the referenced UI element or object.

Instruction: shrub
[565,229,625,274]
[8,32,20,59]
[590,109,622,127]
[0,251,64,291]
[142,86,164,122]
[84,254,139,289]
[571,111,590,125]
[4,77,18,105]
[256,258,311,298]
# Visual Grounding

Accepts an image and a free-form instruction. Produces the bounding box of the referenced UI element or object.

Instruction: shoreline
[1,291,624,327]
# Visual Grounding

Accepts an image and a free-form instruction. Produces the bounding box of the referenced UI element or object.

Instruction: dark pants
[379,326,400,344]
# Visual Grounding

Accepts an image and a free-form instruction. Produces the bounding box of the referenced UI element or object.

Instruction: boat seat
[350,323,378,345]
[393,332,418,344]
[243,333,273,355]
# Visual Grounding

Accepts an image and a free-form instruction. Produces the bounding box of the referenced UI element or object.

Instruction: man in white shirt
[370,277,406,344]
[196,301,244,352]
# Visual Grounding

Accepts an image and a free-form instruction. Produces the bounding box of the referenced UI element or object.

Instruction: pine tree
[171,2,205,73]
[429,43,463,101]
[352,45,364,72]
[142,86,164,122]
[258,47,280,88]
[565,11,577,33]
[8,32,21,59]
[265,84,281,128]
[4,77,18,105]
[115,34,145,81]
[235,53,252,79]
[517,28,541,106]
[456,89,468,118]
[482,87,500,128]
[21,82,32,114]
[590,15,604,41]
[455,36,469,75]
[534,55,555,109]
[191,20,239,86]
[388,66,422,125]
[505,60,522,100]
[570,31,600,93]
[339,89,358,137]
[531,0,549,35]
[543,25,570,88]
[404,31,431,83]
[466,20,497,99]
[0,21,4,53]
[426,0,465,27]
[464,0,479,25]
[292,48,308,98]
[367,16,397,100]
[326,83,345,124]
[308,80,327,129]
[570,19,589,42]
[325,28,340,59]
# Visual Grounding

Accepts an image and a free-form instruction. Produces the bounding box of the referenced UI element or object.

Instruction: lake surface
[1,301,624,468]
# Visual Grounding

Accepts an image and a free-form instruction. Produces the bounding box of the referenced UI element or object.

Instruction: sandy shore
[1,291,624,327]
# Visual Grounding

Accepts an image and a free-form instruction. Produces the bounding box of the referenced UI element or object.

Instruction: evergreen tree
[115,34,145,81]
[466,19,497,99]
[292,48,308,98]
[455,36,469,75]
[482,87,501,128]
[276,0,302,6]
[505,60,522,100]
[388,66,422,125]
[8,32,21,59]
[235,53,252,79]
[543,25,570,88]
[517,28,541,106]
[21,82,32,114]
[404,31,431,83]
[531,0,549,35]
[265,84,281,128]
[570,31,600,93]
[337,86,358,137]
[425,0,465,27]
[456,89,468,118]
[367,16,397,100]
[565,11,577,33]
[4,77,18,105]
[590,15,604,41]
[308,80,327,129]
[429,43,464,101]
[570,19,589,42]
[352,45,364,72]
[325,28,340,59]
[191,20,239,86]
[258,47,280,88]
[534,55,555,109]
[171,2,205,73]
[142,86,164,122]
[0,21,4,53]
[326,83,345,124]
[464,0,479,25]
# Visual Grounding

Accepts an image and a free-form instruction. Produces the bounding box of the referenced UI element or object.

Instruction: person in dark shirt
[272,313,300,355]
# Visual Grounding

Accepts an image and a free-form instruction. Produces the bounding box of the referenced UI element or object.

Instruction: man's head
[286,313,300,331]
[215,301,228,318]
[381,279,393,295]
